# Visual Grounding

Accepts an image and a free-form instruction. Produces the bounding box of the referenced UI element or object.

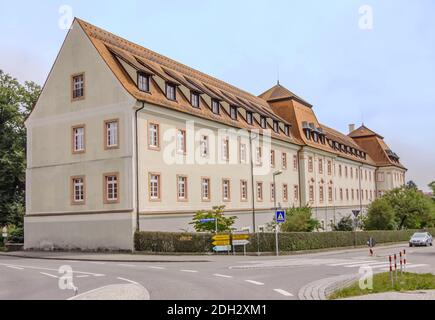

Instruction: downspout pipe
[135,101,146,232]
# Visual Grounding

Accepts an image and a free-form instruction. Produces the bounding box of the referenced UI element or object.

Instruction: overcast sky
[1,0,434,191]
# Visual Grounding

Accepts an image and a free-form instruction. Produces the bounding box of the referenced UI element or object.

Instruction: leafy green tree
[190,206,237,233]
[384,186,433,229]
[429,181,435,201]
[331,215,354,231]
[0,70,41,227]
[280,206,321,232]
[406,180,418,189]
[364,198,396,230]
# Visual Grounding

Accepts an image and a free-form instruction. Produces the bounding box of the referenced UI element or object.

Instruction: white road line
[380,264,427,271]
[117,277,140,285]
[148,266,165,270]
[118,264,136,267]
[328,260,377,266]
[245,280,264,286]
[40,272,59,279]
[273,289,293,297]
[0,263,104,277]
[213,274,233,278]
[344,262,391,268]
[6,266,24,270]
[180,269,198,273]
[90,262,106,265]
[76,275,90,278]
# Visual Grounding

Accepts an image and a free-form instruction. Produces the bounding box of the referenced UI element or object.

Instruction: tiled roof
[348,125,384,139]
[259,84,312,107]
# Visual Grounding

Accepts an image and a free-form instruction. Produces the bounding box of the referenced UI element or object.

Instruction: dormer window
[212,99,220,114]
[246,112,253,125]
[230,106,238,120]
[313,131,319,142]
[273,121,279,133]
[138,72,150,92]
[260,117,267,129]
[191,91,200,108]
[284,125,290,136]
[166,82,176,101]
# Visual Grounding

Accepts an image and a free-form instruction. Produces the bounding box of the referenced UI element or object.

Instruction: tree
[364,198,396,230]
[190,206,237,233]
[429,181,435,201]
[406,180,418,189]
[280,206,321,232]
[331,215,354,231]
[0,70,41,227]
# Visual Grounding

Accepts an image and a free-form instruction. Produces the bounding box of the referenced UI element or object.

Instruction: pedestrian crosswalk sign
[276,210,286,223]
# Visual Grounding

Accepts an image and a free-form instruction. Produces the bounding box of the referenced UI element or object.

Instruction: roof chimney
[348,124,355,133]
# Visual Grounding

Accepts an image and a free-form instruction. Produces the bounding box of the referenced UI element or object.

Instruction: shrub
[281,206,321,232]
[190,206,237,233]
[332,215,354,231]
[135,231,213,253]
[365,198,396,230]
[8,226,24,243]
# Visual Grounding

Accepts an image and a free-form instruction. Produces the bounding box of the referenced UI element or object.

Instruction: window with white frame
[260,117,267,129]
[105,174,118,202]
[256,147,262,165]
[105,120,119,148]
[270,150,275,167]
[222,179,230,201]
[72,126,85,153]
[270,183,275,201]
[318,158,323,174]
[319,186,324,203]
[327,160,332,175]
[149,173,160,200]
[377,172,384,182]
[201,178,210,201]
[309,185,314,202]
[294,185,299,201]
[282,152,287,169]
[256,182,263,201]
[177,129,186,154]
[293,155,298,170]
[72,177,85,203]
[230,106,238,120]
[284,125,290,136]
[222,138,229,161]
[308,157,313,172]
[328,186,333,202]
[246,112,253,125]
[166,82,176,100]
[191,91,200,108]
[241,180,248,201]
[177,176,187,200]
[239,143,247,163]
[200,135,209,157]
[72,73,84,100]
[273,121,279,133]
[148,123,159,149]
[138,73,150,92]
[283,184,288,202]
[212,99,220,114]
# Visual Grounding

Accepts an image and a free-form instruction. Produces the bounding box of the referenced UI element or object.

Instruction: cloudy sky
[1,0,434,191]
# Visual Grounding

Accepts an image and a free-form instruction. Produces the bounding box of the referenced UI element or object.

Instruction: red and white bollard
[394,253,398,283]
[403,249,407,272]
[399,251,403,273]
[389,255,394,287]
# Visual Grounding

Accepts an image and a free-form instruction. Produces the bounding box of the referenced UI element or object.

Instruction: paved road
[1,244,434,300]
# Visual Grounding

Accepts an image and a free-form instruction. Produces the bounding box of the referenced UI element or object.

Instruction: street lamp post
[273,170,283,256]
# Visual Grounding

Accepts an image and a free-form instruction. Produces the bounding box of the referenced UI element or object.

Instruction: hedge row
[134,228,435,253]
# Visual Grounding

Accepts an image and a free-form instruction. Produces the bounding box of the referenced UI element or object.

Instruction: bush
[281,206,321,232]
[332,215,354,231]
[135,231,213,253]
[190,206,237,233]
[365,198,396,230]
[8,227,24,243]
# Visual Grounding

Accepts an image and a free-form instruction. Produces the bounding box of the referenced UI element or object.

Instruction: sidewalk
[342,290,435,300]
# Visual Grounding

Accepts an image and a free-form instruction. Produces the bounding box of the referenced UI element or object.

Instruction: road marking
[76,275,90,278]
[180,269,198,273]
[273,289,293,296]
[40,272,59,279]
[118,264,136,267]
[90,262,106,265]
[213,274,233,278]
[328,260,377,266]
[245,280,264,286]
[148,266,165,270]
[117,277,140,285]
[6,266,24,270]
[380,264,427,271]
[344,261,390,268]
[0,263,104,277]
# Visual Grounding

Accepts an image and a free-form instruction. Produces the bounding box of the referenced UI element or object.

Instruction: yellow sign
[213,235,230,241]
[232,234,249,240]
[212,240,231,246]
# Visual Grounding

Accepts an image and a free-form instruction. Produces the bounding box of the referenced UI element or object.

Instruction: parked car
[409,232,433,247]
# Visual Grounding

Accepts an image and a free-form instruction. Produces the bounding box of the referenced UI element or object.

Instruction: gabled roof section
[348,125,384,139]
[75,18,301,144]
[259,83,313,108]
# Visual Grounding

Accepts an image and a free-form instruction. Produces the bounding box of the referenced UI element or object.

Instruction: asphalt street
[1,244,434,300]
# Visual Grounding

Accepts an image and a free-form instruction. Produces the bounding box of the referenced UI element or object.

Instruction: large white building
[24,19,406,251]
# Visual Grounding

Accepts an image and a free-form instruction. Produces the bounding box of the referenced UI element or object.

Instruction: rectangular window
[270,183,275,202]
[273,121,279,133]
[191,92,200,108]
[138,73,150,92]
[222,179,231,201]
[327,160,332,175]
[294,185,299,201]
[352,189,355,201]
[328,186,333,202]
[308,157,313,172]
[319,186,324,203]
[222,138,229,161]
[104,173,119,203]
[72,73,85,100]
[200,135,209,158]
[339,165,342,177]
[148,123,160,149]
[177,175,188,201]
[345,166,348,178]
[230,106,238,120]
[260,117,267,129]
[149,173,161,201]
[309,185,314,202]
[201,178,210,201]
[166,82,176,101]
[282,152,287,169]
[377,172,384,182]
[246,112,253,125]
[239,143,247,163]
[71,176,85,204]
[270,150,275,167]
[350,167,353,179]
[293,155,298,171]
[212,99,220,114]
[105,120,119,149]
[177,129,186,154]
[72,125,85,153]
[346,189,349,201]
[240,180,248,201]
[284,125,290,136]
[256,182,263,201]
[340,188,343,201]
[318,159,323,174]
[256,147,262,166]
[283,184,288,202]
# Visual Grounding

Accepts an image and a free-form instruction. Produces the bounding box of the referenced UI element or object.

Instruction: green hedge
[134,229,435,253]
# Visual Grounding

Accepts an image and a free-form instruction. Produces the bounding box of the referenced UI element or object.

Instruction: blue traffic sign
[276,210,286,223]
[199,218,216,223]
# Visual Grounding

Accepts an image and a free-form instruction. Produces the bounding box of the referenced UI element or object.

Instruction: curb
[298,273,359,300]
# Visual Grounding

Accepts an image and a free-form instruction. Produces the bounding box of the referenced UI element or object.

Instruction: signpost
[231,231,250,256]
[199,218,218,233]
[212,234,231,253]
[275,210,286,256]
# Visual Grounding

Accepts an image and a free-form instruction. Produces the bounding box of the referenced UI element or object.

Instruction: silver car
[409,232,433,247]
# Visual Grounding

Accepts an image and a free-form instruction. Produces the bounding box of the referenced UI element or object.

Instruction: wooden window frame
[270,183,276,202]
[282,152,287,169]
[191,91,200,108]
[104,119,120,150]
[176,175,188,202]
[256,181,264,202]
[71,72,85,102]
[148,122,160,150]
[212,99,220,114]
[222,178,231,202]
[103,172,120,204]
[165,82,177,101]
[71,175,86,205]
[201,177,211,202]
[240,180,248,202]
[71,124,86,154]
[148,172,161,202]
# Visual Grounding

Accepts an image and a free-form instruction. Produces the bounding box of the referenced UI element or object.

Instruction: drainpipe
[135,101,146,232]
